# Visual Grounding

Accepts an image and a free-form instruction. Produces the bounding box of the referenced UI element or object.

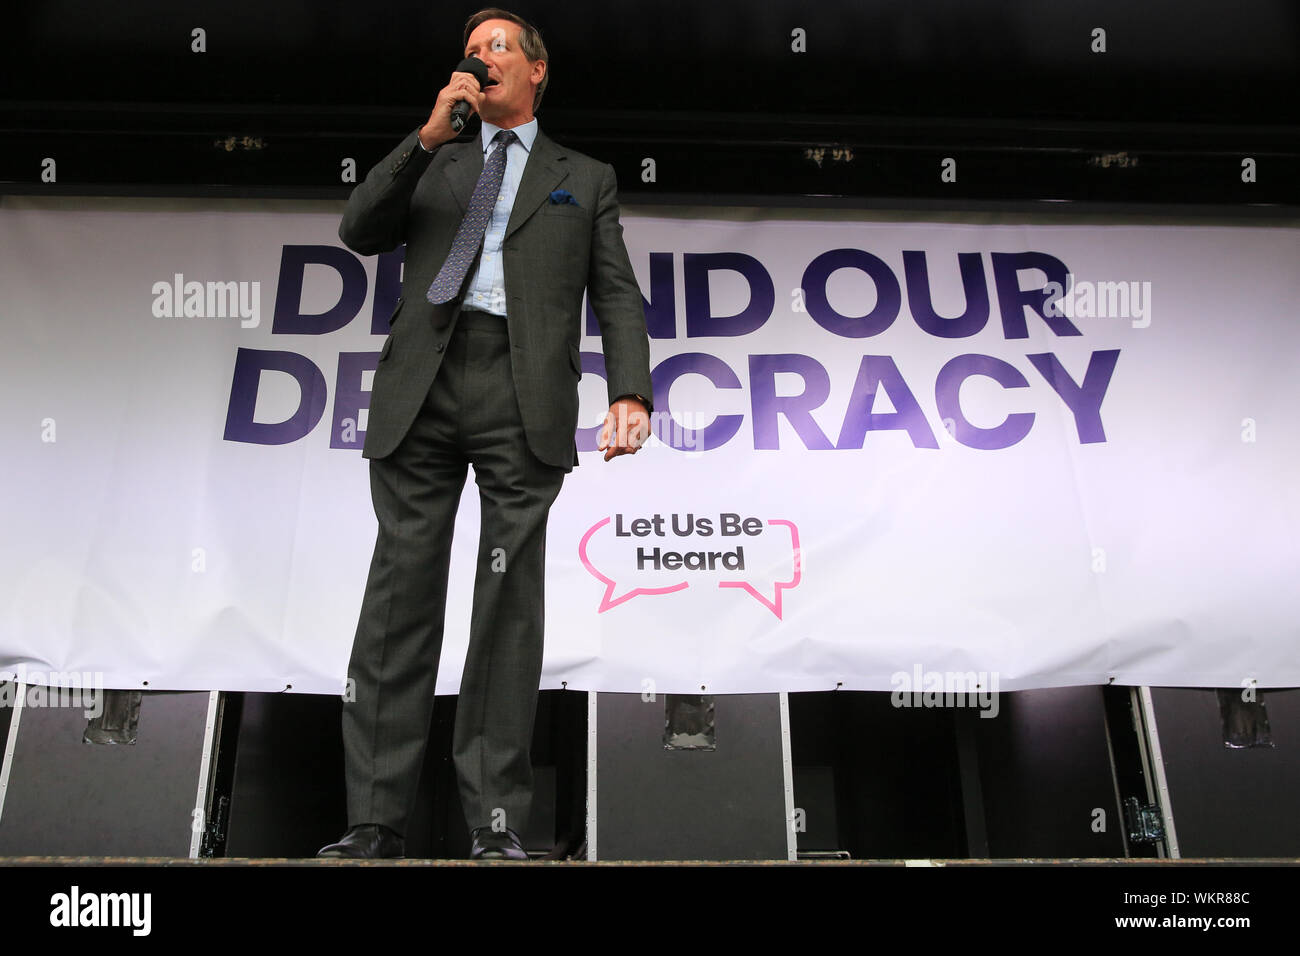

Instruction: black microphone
[450,56,491,133]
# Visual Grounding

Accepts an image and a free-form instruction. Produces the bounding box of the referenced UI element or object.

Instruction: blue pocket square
[549,189,579,206]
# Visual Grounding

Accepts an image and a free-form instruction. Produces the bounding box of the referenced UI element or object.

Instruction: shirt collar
[480,117,538,154]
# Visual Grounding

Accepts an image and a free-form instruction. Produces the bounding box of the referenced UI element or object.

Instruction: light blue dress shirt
[460,118,537,316]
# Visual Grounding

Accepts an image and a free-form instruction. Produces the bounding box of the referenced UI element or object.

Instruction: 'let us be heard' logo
[579,512,802,618]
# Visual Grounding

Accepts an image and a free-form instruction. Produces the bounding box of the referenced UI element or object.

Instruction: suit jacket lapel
[505,130,569,242]
[439,128,570,234]
[441,138,483,215]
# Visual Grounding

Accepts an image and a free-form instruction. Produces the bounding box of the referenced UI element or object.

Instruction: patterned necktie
[426,129,517,305]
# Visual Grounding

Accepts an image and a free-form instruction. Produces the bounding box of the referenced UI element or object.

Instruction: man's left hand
[597,397,650,462]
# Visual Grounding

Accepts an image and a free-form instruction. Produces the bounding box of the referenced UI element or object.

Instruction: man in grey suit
[318,8,653,861]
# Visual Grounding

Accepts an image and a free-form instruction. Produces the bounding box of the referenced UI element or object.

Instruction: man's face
[464,18,544,126]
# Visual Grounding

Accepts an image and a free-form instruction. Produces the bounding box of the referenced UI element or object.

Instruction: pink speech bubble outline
[578,516,690,613]
[717,519,802,619]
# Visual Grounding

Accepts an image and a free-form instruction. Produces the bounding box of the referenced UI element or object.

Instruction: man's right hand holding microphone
[419,58,490,151]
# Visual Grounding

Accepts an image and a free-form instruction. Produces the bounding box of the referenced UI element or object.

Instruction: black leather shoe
[469,826,528,861]
[317,823,404,859]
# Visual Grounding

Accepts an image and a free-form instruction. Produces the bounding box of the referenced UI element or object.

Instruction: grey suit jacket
[338,125,654,471]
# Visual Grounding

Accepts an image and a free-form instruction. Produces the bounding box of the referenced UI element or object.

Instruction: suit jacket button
[435,343,444,352]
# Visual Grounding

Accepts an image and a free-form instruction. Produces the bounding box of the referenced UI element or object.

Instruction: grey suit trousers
[342,307,567,837]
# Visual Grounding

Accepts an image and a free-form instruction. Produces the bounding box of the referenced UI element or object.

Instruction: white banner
[3,196,1298,695]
